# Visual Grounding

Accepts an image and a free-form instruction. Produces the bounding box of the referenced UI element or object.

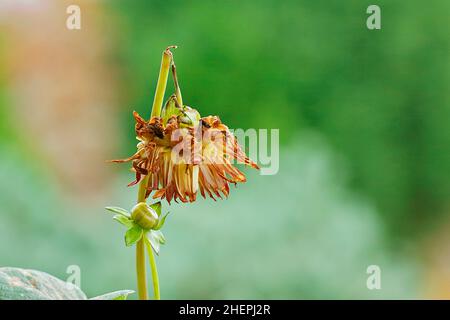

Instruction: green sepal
[153,230,166,244]
[146,230,166,255]
[125,225,143,247]
[153,212,170,230]
[149,201,162,217]
[113,214,133,229]
[105,206,130,218]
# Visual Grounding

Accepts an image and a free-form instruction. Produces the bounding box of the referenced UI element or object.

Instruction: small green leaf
[105,206,130,217]
[113,215,133,228]
[154,212,169,230]
[149,202,162,217]
[125,226,143,247]
[90,290,134,300]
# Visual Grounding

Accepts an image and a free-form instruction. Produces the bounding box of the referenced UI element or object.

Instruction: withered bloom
[108,47,260,301]
[112,96,259,203]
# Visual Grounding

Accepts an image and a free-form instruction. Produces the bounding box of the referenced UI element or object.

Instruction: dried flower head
[112,96,259,203]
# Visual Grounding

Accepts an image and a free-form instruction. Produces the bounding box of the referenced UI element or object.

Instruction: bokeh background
[0,0,449,299]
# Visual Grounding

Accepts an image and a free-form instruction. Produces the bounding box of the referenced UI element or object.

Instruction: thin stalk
[137,176,149,203]
[172,63,183,108]
[151,46,176,118]
[135,175,149,300]
[135,46,175,300]
[145,239,161,300]
[135,238,148,300]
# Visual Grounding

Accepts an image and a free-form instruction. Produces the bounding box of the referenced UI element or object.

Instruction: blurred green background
[0,0,449,299]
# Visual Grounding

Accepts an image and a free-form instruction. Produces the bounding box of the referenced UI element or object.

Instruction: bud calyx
[131,202,159,229]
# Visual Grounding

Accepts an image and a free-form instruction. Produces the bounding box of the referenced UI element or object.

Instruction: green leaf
[90,290,134,300]
[149,201,162,217]
[125,225,143,247]
[113,215,133,228]
[0,268,134,300]
[154,212,169,230]
[0,267,86,300]
[105,206,130,217]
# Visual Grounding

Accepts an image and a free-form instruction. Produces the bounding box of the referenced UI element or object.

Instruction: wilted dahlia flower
[107,46,260,301]
[112,95,259,203]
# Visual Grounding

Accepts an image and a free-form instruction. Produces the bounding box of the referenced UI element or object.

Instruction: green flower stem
[151,46,176,118]
[135,175,149,300]
[137,176,149,203]
[135,46,174,300]
[136,175,161,300]
[172,62,183,107]
[135,238,148,300]
[145,239,161,300]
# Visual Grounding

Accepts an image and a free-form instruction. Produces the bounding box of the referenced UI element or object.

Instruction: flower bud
[131,202,158,229]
